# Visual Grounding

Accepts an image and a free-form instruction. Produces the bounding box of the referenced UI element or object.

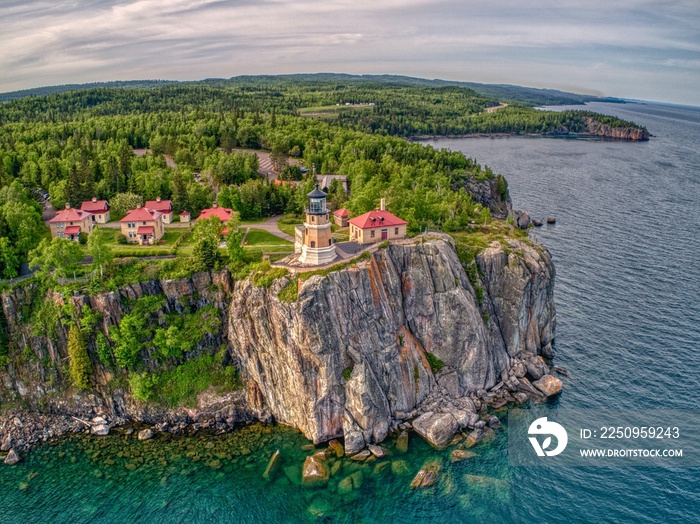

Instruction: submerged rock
[263,450,281,481]
[327,439,344,458]
[410,459,442,488]
[396,431,409,453]
[302,452,329,486]
[451,449,476,462]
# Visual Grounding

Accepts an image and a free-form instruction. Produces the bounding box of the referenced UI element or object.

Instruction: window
[395,227,399,235]
[371,230,375,238]
[311,241,316,248]
[328,239,332,246]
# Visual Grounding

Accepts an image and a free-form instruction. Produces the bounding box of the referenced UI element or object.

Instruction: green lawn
[277,221,300,237]
[244,229,293,247]
[96,227,187,257]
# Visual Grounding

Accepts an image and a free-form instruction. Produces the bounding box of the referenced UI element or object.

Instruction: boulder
[4,449,20,465]
[350,450,371,461]
[368,444,385,458]
[301,452,329,486]
[1,436,11,452]
[343,431,365,455]
[514,392,529,404]
[541,342,554,359]
[137,429,154,441]
[91,424,110,436]
[526,356,549,380]
[410,459,442,488]
[396,431,409,453]
[327,439,344,458]
[511,361,527,378]
[451,449,476,462]
[513,210,530,229]
[532,375,563,397]
[263,450,281,481]
[411,412,459,449]
[532,219,543,227]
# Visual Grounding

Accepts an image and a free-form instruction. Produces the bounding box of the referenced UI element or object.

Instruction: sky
[1,0,699,105]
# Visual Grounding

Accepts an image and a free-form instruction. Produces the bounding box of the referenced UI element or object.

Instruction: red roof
[144,199,172,213]
[49,207,90,223]
[198,206,232,222]
[64,226,81,235]
[180,211,190,216]
[80,199,109,213]
[333,208,349,218]
[348,210,408,230]
[136,226,154,236]
[120,207,162,223]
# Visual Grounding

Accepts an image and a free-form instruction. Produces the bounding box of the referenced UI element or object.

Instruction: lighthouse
[295,185,337,265]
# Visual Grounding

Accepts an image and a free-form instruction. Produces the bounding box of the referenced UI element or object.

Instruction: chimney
[213,203,218,208]
[156,196,161,202]
[380,198,386,211]
[136,203,141,209]
[65,203,70,209]
[92,196,97,202]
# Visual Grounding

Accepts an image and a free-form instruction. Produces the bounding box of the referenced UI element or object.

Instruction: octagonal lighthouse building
[295,185,337,265]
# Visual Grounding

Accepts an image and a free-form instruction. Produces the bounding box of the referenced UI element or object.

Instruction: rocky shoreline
[1,348,564,466]
[1,229,557,466]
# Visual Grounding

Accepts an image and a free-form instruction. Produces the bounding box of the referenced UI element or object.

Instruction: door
[381,229,388,240]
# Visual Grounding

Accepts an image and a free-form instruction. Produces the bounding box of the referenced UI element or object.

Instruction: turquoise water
[2,101,699,523]
[0,422,515,523]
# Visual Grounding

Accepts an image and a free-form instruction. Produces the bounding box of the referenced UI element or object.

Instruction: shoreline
[409,131,650,141]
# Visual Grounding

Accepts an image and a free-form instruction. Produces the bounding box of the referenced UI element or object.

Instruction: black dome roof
[307,185,327,198]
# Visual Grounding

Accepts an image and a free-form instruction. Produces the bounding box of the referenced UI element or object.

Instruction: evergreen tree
[68,324,92,389]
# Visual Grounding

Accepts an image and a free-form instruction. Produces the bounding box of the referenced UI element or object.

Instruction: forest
[0,77,647,279]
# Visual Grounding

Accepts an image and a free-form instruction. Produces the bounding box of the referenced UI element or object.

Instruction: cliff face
[227,236,555,448]
[580,117,650,140]
[0,236,555,451]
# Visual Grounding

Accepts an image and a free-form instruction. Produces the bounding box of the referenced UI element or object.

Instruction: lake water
[2,102,699,523]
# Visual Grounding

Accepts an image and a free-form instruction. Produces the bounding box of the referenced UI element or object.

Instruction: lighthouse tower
[296,185,337,265]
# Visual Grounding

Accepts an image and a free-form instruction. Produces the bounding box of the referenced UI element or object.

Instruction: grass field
[244,229,293,247]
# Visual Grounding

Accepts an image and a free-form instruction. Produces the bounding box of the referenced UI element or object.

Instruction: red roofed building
[144,197,173,223]
[119,205,164,245]
[347,199,407,245]
[80,197,111,223]
[197,204,233,234]
[333,208,349,227]
[49,204,93,241]
[179,211,190,223]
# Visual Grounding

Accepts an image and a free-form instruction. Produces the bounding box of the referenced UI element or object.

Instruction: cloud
[0,0,698,105]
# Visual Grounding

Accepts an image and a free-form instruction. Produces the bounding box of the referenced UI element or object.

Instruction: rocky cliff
[0,235,555,452]
[227,236,555,450]
[580,116,650,140]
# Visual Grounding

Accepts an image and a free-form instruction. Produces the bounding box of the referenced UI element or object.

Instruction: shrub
[68,324,92,389]
[342,366,353,381]
[116,234,128,245]
[425,352,445,373]
[129,354,242,408]
[78,232,88,245]
[278,278,299,302]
